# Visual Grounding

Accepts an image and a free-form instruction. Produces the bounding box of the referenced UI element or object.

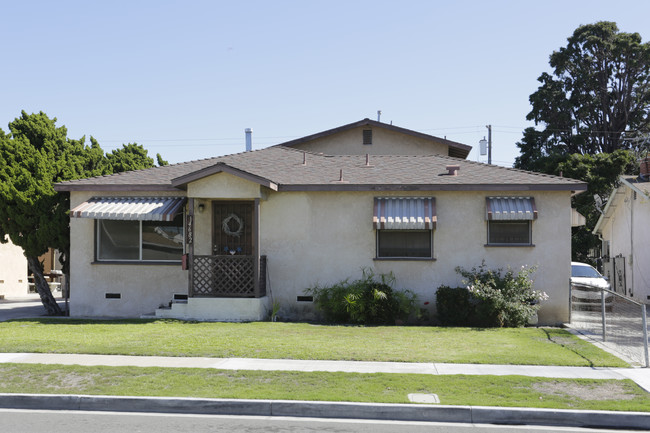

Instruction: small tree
[0,112,81,314]
[0,111,163,315]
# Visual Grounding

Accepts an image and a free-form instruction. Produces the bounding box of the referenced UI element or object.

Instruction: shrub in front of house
[452,262,548,328]
[305,269,419,325]
[435,286,473,326]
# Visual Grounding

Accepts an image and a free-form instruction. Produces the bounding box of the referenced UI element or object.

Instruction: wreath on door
[222,213,244,237]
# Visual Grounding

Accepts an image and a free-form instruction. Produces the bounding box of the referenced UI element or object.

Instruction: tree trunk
[27,256,63,316]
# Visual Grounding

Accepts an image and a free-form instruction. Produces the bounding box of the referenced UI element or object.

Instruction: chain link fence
[570,285,649,367]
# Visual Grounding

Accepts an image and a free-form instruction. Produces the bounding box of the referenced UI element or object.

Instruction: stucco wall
[0,236,28,297]
[599,186,650,302]
[68,191,189,317]
[67,185,573,324]
[290,126,449,156]
[259,190,572,325]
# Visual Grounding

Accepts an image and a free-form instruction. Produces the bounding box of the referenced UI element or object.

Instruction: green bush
[454,262,548,328]
[435,286,472,326]
[305,269,419,325]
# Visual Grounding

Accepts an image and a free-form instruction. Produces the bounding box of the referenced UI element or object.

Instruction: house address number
[186,214,193,245]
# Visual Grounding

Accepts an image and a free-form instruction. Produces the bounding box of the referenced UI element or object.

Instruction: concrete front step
[154,296,270,322]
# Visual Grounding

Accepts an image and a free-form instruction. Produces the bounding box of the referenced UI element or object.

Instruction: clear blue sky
[2,0,649,166]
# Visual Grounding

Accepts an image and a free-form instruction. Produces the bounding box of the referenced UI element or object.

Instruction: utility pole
[486,124,492,165]
[479,125,493,164]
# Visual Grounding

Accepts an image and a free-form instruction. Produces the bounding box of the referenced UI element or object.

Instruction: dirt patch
[532,381,636,401]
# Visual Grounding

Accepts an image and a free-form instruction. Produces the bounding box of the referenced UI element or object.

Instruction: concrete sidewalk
[1,352,650,429]
[1,352,649,392]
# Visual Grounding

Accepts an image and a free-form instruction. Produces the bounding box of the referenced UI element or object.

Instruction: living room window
[97,214,185,262]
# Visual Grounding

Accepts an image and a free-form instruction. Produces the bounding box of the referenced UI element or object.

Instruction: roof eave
[593,176,650,235]
[54,184,182,192]
[278,183,587,192]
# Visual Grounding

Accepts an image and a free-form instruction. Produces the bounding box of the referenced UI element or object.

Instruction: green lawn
[0,363,647,412]
[0,319,627,367]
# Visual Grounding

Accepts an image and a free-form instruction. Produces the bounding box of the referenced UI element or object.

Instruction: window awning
[373,197,436,230]
[486,197,537,221]
[71,197,186,222]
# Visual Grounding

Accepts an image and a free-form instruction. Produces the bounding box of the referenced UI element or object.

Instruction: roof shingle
[54,146,586,192]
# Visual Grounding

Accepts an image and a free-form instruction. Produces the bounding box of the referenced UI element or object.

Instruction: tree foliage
[0,111,164,314]
[521,21,650,160]
[514,22,650,261]
[106,143,155,173]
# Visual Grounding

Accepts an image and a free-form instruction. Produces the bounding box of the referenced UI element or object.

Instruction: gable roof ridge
[273,118,471,156]
[273,145,333,158]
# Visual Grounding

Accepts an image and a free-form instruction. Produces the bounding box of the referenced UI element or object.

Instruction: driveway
[0,295,66,321]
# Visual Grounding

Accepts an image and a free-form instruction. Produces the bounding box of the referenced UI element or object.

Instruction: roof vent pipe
[446,165,460,176]
[377,110,381,122]
[245,128,253,152]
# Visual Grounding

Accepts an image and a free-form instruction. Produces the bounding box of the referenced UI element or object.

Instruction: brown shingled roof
[54,146,587,193]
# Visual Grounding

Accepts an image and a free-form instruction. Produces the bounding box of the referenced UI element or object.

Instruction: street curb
[1,394,649,430]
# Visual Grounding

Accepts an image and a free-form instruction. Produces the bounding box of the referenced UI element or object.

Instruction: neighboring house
[0,236,28,298]
[593,158,650,303]
[54,119,586,325]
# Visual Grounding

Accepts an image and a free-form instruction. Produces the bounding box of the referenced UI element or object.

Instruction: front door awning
[71,197,186,221]
[373,197,436,230]
[486,197,537,220]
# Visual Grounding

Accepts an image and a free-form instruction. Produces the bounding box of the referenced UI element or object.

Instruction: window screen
[377,230,432,258]
[487,221,531,245]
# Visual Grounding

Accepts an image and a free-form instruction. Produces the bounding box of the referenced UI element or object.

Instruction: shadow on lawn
[542,328,596,367]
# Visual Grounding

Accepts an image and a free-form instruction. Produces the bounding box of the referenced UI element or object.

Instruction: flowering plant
[456,262,545,327]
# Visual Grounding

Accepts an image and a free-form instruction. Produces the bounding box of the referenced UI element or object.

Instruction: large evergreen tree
[514,22,650,261]
[0,111,161,314]
[518,21,650,163]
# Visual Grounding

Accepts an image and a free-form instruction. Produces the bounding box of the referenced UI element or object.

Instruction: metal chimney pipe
[245,128,253,152]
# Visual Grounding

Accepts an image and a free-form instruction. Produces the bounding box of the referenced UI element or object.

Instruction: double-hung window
[70,196,186,262]
[485,197,536,246]
[374,197,436,259]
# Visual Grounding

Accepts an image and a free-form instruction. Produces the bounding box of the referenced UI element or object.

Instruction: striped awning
[71,197,186,221]
[373,197,436,230]
[486,197,537,221]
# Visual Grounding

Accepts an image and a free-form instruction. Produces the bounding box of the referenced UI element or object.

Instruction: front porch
[155,254,269,321]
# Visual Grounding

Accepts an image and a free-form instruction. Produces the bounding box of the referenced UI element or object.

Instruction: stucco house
[593,158,650,303]
[54,119,586,325]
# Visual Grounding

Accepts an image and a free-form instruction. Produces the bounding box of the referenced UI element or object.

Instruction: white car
[571,261,612,311]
